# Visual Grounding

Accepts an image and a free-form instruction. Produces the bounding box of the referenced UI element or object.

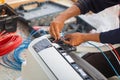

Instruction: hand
[49,19,64,41]
[49,5,80,41]
[63,32,85,46]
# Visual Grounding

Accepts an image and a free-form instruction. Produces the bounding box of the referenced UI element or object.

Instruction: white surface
[39,47,83,80]
[21,36,83,80]
[80,5,119,33]
[0,64,21,80]
[76,5,120,53]
[77,43,120,53]
[16,77,22,80]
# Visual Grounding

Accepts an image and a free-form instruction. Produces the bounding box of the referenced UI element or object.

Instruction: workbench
[0,0,119,80]
[0,0,74,80]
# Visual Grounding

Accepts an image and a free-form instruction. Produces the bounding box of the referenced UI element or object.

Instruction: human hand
[62,32,85,46]
[49,19,64,41]
[49,5,80,41]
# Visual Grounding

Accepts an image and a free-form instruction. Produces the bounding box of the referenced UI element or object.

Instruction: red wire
[109,44,120,61]
[0,33,22,56]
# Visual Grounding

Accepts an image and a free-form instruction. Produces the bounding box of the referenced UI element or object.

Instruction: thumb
[62,39,71,45]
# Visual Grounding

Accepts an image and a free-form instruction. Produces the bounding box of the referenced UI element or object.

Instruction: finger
[52,23,61,41]
[49,23,53,35]
[54,26,60,40]
[49,26,53,36]
[63,39,71,45]
[50,24,56,39]
[64,40,75,46]
[63,35,72,41]
[51,22,60,41]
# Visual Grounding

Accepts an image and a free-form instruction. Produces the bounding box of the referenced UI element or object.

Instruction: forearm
[55,5,81,22]
[82,28,120,44]
[83,33,100,42]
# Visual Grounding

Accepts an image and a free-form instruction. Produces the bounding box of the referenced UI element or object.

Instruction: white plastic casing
[21,36,83,80]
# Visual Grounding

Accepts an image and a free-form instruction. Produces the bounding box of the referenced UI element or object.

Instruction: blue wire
[1,29,48,71]
[12,32,34,70]
[13,41,30,64]
[12,29,47,70]
[1,30,35,70]
[1,39,31,71]
[87,42,120,78]
[0,62,13,69]
[2,54,21,70]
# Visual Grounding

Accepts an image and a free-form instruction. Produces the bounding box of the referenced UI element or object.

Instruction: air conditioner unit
[19,36,107,80]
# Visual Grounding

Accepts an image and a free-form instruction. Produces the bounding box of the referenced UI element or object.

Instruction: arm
[54,5,81,23]
[56,0,120,21]
[100,28,120,44]
[83,33,100,42]
[78,28,120,44]
[49,0,120,41]
[57,0,120,21]
[63,28,120,46]
[82,28,120,44]
[49,5,81,40]
[63,32,100,46]
[76,0,120,14]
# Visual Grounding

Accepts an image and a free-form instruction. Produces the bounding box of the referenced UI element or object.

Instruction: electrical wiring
[0,30,6,36]
[2,54,21,70]
[13,39,31,65]
[0,31,22,66]
[105,44,120,65]
[0,30,35,70]
[13,30,35,64]
[109,44,120,61]
[0,32,22,56]
[0,32,22,70]
[13,29,45,69]
[1,29,47,71]
[87,42,120,78]
[0,61,13,69]
[1,39,31,71]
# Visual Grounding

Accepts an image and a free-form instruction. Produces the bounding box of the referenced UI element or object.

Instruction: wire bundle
[0,31,22,56]
[0,31,23,70]
[0,31,33,70]
[2,53,22,70]
[109,44,120,61]
[11,30,42,70]
[1,39,31,71]
[13,39,31,70]
[105,44,120,65]
[1,29,42,70]
[87,42,120,79]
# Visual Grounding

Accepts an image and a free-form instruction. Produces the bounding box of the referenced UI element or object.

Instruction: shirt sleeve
[100,28,120,44]
[75,0,120,14]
